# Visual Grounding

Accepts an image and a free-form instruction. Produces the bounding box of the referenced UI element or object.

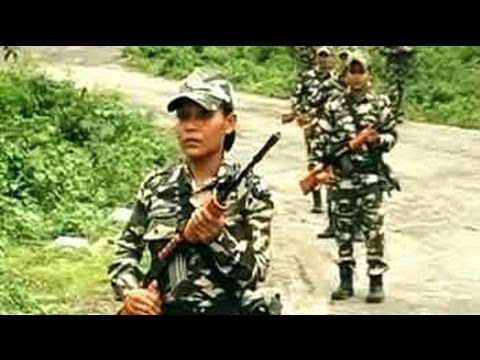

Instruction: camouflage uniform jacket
[292,69,342,117]
[108,158,274,311]
[310,90,398,190]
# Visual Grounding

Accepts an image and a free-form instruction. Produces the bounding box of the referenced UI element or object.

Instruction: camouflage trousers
[330,183,388,276]
[385,61,413,118]
[306,132,324,209]
[327,186,334,226]
[385,77,404,117]
[305,131,315,167]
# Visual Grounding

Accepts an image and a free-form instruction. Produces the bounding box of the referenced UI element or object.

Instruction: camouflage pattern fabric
[380,46,416,119]
[108,159,275,314]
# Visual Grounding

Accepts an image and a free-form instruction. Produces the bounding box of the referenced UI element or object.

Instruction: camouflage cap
[316,46,332,56]
[167,68,235,112]
[347,52,369,70]
[338,47,351,59]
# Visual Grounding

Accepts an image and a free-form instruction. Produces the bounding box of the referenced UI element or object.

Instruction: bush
[403,46,480,128]
[0,63,178,243]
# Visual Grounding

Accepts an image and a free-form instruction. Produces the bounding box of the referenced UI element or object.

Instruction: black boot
[366,275,385,303]
[317,224,334,239]
[311,189,323,214]
[331,264,354,301]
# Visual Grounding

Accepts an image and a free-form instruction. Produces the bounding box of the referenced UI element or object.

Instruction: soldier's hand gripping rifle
[142,132,282,288]
[299,127,379,195]
[281,111,297,124]
[300,126,401,195]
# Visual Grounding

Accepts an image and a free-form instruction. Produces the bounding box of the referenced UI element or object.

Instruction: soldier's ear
[224,113,237,135]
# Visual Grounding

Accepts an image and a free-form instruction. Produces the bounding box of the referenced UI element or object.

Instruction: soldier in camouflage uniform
[380,46,416,121]
[311,54,399,303]
[304,47,344,237]
[292,47,343,219]
[289,46,324,214]
[108,68,278,315]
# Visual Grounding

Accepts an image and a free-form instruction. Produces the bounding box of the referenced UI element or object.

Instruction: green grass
[123,46,480,130]
[1,241,118,314]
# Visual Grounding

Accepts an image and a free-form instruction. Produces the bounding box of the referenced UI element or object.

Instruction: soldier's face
[339,53,349,64]
[175,100,236,160]
[317,53,334,71]
[346,63,370,91]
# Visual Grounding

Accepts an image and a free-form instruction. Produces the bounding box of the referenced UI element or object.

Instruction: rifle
[142,132,282,288]
[300,94,401,195]
[299,129,374,194]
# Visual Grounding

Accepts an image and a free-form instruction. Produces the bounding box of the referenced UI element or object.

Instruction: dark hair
[219,101,236,152]
[348,59,367,72]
